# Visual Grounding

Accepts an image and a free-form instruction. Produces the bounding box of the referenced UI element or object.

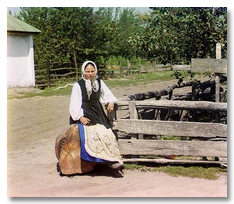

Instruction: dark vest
[69,78,110,128]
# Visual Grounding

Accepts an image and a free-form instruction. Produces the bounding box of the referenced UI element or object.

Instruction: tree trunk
[55,125,95,175]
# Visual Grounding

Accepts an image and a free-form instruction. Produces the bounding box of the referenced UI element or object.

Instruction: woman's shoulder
[76,78,85,86]
[77,78,85,83]
[72,81,82,89]
[98,78,104,83]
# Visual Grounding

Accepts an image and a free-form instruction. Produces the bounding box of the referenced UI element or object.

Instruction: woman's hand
[107,103,114,113]
[80,117,90,125]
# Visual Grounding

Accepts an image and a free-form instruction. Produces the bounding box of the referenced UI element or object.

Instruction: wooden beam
[113,119,227,138]
[118,139,227,157]
[191,58,227,73]
[123,158,225,165]
[73,52,78,80]
[117,101,227,112]
[216,43,222,60]
[47,59,51,88]
[215,43,222,123]
[129,102,138,119]
[129,102,144,139]
[127,81,195,101]
[173,65,191,71]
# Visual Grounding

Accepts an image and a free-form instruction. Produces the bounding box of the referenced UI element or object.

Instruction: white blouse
[69,80,117,121]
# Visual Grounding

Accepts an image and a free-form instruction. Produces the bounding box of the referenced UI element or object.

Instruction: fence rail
[34,58,190,88]
[111,100,227,165]
[117,100,227,112]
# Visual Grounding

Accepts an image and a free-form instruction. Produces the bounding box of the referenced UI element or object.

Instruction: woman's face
[84,64,95,80]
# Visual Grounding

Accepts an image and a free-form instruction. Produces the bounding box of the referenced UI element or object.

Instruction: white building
[7,14,41,88]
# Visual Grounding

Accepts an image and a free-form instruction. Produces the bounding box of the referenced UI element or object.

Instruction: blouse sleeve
[100,80,117,104]
[69,82,84,121]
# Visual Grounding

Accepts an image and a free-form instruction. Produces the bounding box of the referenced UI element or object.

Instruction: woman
[69,61,124,176]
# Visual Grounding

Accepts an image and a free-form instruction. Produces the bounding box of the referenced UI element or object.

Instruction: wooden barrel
[55,124,95,175]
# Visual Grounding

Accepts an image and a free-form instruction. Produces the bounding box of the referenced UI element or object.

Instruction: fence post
[215,43,221,103]
[145,60,148,73]
[154,59,157,72]
[47,59,51,88]
[215,43,221,123]
[129,102,143,139]
[110,64,114,78]
[127,60,130,75]
[119,61,123,77]
[129,101,138,120]
[138,58,142,74]
[73,52,78,81]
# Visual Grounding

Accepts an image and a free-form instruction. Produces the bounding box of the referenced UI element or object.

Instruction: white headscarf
[81,61,99,100]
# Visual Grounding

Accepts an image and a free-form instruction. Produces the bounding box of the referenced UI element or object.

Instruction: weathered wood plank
[129,102,138,119]
[118,139,227,157]
[50,67,75,71]
[123,158,225,165]
[216,43,222,60]
[127,81,195,101]
[50,72,75,77]
[117,100,227,112]
[191,58,227,73]
[113,119,227,138]
[173,65,191,71]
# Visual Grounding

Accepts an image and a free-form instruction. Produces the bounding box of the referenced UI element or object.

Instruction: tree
[17,7,117,64]
[112,8,144,58]
[16,7,226,66]
[129,7,227,64]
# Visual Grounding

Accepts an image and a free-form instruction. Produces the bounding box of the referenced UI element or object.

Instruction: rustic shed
[7,14,41,88]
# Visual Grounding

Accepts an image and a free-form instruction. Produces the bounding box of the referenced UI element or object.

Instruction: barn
[7,14,41,88]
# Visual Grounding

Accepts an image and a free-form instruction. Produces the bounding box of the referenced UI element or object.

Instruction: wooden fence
[35,58,185,88]
[109,100,227,165]
[108,59,173,77]
[34,43,227,88]
[35,60,107,88]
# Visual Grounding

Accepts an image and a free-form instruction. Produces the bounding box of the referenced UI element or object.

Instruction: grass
[7,71,180,99]
[8,69,205,99]
[7,83,74,99]
[124,164,227,180]
[104,71,176,88]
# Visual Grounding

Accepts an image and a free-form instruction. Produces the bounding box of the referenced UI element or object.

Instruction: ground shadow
[56,163,124,178]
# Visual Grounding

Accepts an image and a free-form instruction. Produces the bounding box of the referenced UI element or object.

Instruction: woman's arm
[69,83,84,121]
[100,80,117,113]
[100,80,117,104]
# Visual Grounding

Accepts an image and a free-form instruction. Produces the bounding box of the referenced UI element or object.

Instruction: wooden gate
[111,100,227,165]
[111,43,227,166]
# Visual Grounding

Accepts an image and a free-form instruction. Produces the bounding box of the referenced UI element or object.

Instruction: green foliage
[130,7,227,64]
[16,7,227,70]
[171,71,182,79]
[17,7,143,66]
[113,8,144,58]
[18,7,102,64]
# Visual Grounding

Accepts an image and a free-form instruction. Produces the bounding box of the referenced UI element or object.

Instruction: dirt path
[7,79,227,197]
